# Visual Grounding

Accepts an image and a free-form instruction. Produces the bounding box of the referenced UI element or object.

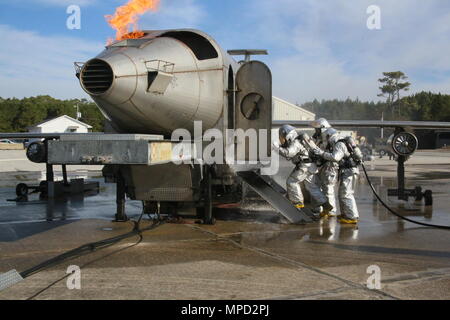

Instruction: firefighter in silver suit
[273,125,333,213]
[311,118,339,218]
[311,125,363,224]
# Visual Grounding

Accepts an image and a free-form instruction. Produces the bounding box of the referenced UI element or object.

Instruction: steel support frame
[387,127,432,205]
[114,174,129,222]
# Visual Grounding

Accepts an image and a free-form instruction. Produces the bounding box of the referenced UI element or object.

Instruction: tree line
[301,91,450,122]
[302,71,449,122]
[301,91,450,142]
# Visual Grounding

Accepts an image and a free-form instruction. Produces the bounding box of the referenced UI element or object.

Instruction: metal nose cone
[80,59,114,95]
[88,52,138,104]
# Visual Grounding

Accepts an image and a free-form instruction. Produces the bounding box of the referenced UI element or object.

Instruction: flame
[105,0,160,42]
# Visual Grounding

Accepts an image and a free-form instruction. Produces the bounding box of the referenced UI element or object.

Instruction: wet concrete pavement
[0,151,449,300]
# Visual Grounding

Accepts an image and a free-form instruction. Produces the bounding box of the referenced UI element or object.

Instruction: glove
[312,148,324,157]
[272,141,281,151]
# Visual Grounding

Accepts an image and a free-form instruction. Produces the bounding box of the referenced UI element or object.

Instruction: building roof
[30,115,93,129]
[273,96,316,118]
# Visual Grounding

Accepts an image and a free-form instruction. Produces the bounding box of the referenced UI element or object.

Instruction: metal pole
[62,164,68,186]
[75,104,80,120]
[44,139,53,183]
[46,163,54,183]
[397,156,406,200]
[115,174,128,222]
[202,165,214,225]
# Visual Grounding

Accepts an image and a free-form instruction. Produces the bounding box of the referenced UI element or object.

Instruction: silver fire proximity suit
[318,159,339,216]
[311,118,338,215]
[315,132,363,221]
[274,127,327,207]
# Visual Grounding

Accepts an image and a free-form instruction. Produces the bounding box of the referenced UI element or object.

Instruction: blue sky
[0,0,449,103]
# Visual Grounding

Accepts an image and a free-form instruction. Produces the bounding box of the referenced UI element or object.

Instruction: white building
[28,115,92,134]
[272,96,316,121]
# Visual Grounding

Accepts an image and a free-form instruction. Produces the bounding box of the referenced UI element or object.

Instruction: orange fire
[105,0,160,42]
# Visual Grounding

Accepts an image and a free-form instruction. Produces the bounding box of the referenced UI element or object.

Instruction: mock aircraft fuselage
[78,29,240,136]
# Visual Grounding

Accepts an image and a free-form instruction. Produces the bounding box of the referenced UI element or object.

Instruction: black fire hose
[361,163,450,230]
[20,214,165,279]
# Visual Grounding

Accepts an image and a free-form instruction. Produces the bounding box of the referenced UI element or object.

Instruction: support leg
[39,163,54,198]
[62,164,69,186]
[115,174,128,222]
[397,156,407,201]
[202,165,215,225]
[46,163,54,183]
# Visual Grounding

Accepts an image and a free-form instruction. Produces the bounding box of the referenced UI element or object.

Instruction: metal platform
[238,171,317,224]
[47,134,179,166]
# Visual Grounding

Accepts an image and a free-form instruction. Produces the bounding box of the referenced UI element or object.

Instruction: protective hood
[286,129,298,142]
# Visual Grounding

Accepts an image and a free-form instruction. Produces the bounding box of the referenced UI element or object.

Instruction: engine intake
[80,59,113,95]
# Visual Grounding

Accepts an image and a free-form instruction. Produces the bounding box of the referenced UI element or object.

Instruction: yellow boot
[294,203,305,209]
[338,216,359,224]
[320,211,330,219]
[320,202,334,218]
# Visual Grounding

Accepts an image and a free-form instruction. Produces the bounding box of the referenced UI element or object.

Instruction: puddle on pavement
[0,165,448,234]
